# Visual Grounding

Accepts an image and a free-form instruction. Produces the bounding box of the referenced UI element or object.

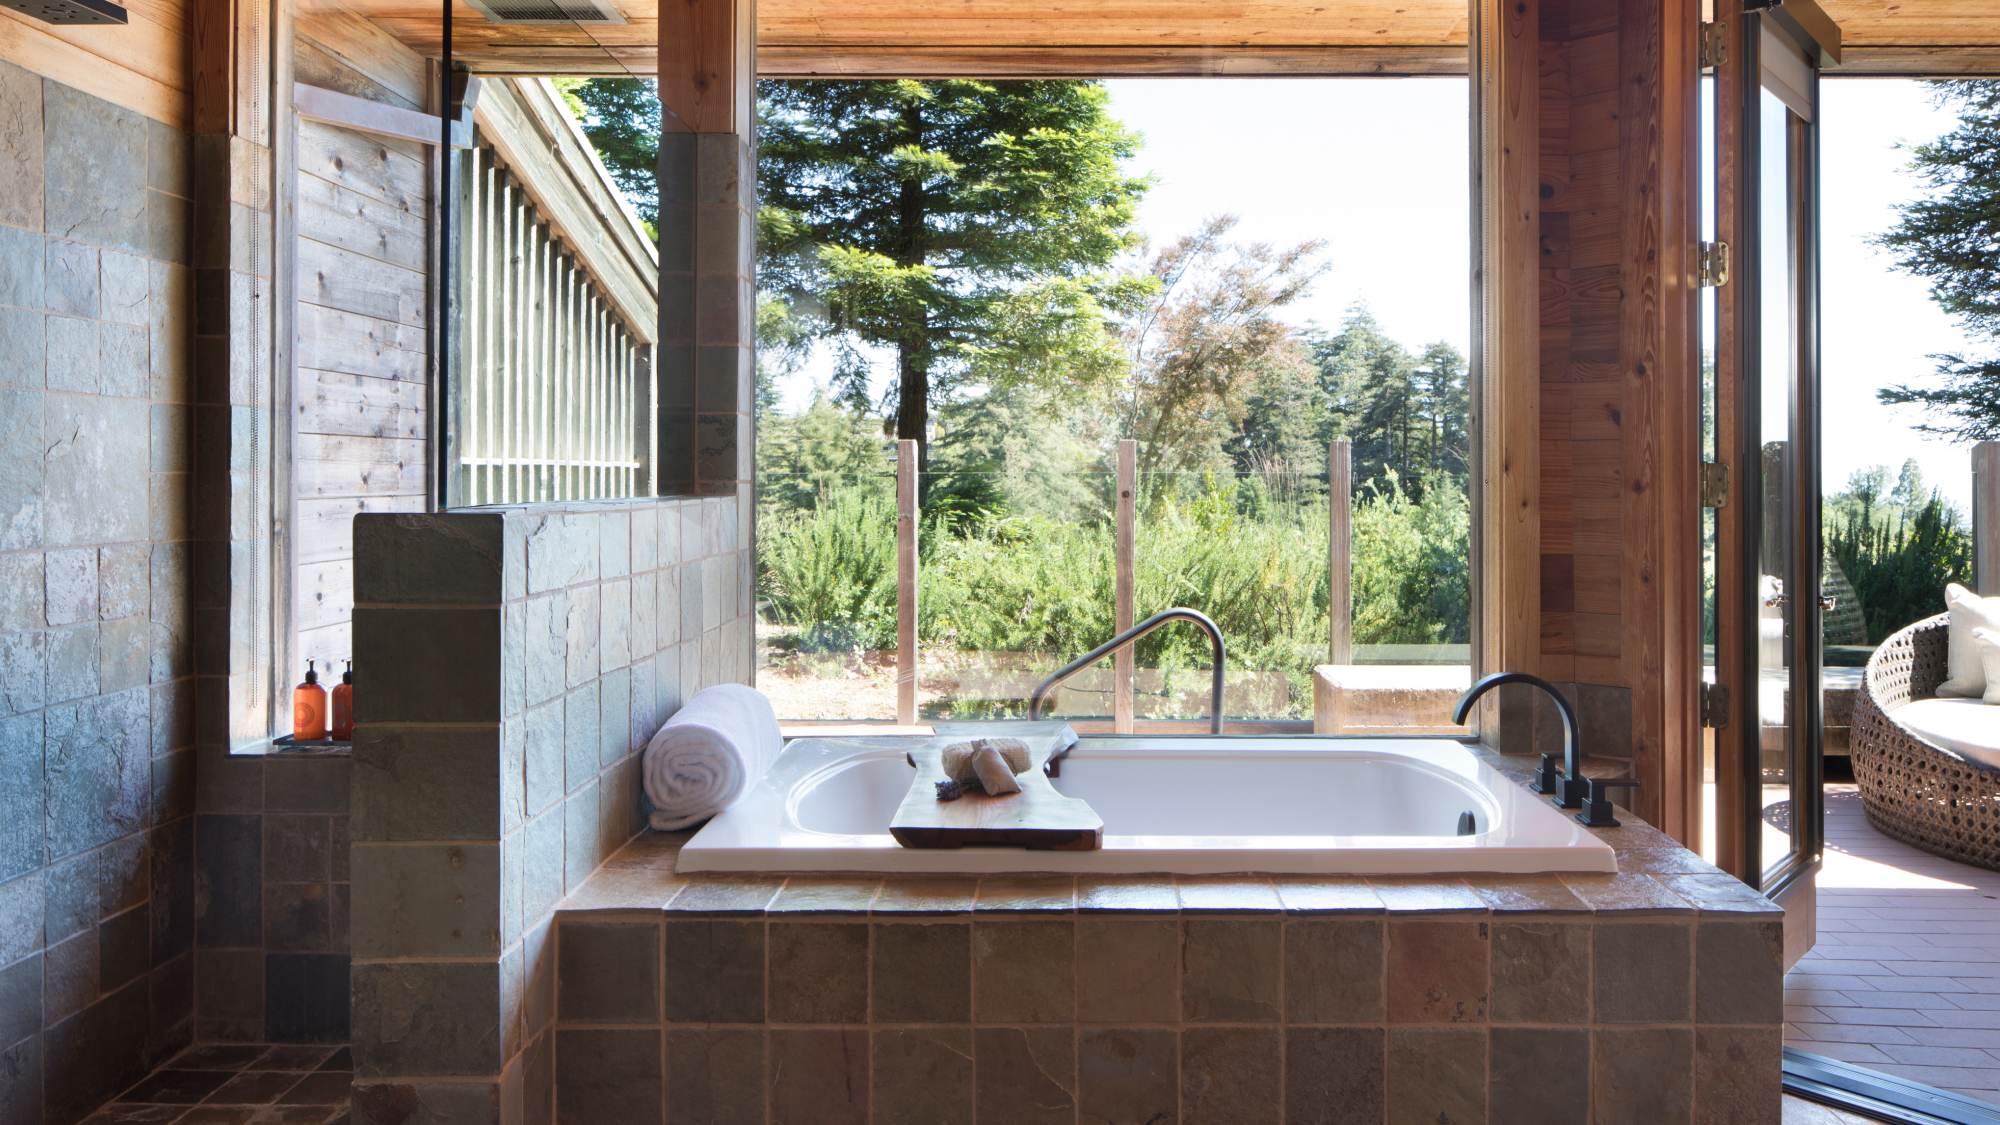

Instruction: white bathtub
[677,736,1619,874]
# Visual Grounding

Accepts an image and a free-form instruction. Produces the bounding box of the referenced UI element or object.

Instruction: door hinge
[1700,461,1729,509]
[1698,241,1730,288]
[1699,21,1728,69]
[1701,682,1730,729]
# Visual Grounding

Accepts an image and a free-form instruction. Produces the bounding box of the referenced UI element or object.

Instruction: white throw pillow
[1939,584,2000,698]
[1976,628,2000,705]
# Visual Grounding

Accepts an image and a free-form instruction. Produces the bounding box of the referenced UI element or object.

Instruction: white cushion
[1896,698,2000,771]
[1940,584,2000,699]
[1976,627,2000,705]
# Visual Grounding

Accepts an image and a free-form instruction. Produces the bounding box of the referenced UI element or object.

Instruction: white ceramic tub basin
[677,736,1618,874]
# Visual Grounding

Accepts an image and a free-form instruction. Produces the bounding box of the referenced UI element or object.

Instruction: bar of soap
[940,738,1031,792]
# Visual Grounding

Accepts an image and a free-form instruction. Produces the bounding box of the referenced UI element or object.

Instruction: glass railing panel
[918,470,1118,723]
[754,469,901,723]
[1112,469,1331,726]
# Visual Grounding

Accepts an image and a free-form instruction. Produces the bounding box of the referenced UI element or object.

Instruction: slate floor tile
[202,1072,306,1105]
[75,1044,351,1125]
[117,1071,233,1104]
[274,1072,350,1105]
[165,1046,270,1071]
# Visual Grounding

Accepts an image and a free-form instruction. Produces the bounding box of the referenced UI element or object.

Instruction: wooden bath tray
[890,726,1101,851]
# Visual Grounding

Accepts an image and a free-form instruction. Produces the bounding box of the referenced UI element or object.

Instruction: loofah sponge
[939,738,1031,796]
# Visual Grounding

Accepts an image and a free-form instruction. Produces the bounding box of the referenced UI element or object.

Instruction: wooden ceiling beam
[343,0,2000,78]
[1832,44,2000,74]
[757,43,1468,75]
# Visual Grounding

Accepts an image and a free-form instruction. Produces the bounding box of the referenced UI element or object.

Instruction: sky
[767,76,1984,512]
[1818,80,1980,513]
[1101,78,1471,355]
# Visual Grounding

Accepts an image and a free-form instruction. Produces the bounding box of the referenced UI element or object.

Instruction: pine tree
[759,79,1155,471]
[1876,80,2000,440]
[1304,309,1469,499]
[553,78,663,227]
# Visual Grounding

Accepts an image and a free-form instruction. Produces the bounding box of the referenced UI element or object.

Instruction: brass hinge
[1700,461,1729,509]
[1699,21,1728,70]
[1698,241,1730,288]
[1701,682,1731,729]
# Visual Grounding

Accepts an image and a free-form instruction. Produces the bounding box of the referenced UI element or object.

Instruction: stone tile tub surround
[551,806,1786,1125]
[348,500,751,1125]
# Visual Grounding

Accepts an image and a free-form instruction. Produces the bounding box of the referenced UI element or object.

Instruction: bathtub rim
[677,734,1621,875]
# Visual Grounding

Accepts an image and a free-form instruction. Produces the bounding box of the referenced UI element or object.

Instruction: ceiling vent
[1,0,125,24]
[464,0,624,24]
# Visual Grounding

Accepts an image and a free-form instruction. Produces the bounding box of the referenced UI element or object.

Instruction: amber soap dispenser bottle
[331,661,354,741]
[293,661,328,741]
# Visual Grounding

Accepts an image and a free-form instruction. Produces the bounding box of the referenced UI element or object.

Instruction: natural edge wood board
[891,734,1103,850]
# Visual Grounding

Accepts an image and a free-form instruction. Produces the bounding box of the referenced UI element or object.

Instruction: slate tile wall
[349,501,752,1125]
[0,61,201,1125]
[548,870,1786,1125]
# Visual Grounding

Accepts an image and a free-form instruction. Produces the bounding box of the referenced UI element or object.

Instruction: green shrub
[1826,495,1972,643]
[758,471,1469,667]
[758,488,898,651]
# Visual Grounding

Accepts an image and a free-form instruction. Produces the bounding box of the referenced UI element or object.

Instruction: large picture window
[746,76,1474,734]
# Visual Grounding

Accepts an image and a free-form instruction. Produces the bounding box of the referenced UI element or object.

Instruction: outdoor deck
[1786,783,2000,1104]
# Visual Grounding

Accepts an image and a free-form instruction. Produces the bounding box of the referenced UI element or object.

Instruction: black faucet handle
[1532,753,1564,796]
[1576,777,1640,829]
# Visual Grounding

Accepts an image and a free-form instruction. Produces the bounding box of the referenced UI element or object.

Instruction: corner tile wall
[0,62,202,1125]
[348,500,751,1124]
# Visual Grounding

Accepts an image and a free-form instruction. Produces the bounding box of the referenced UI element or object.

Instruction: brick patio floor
[1786,782,2000,1104]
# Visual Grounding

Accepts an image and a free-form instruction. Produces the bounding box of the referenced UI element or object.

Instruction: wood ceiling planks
[341,0,2000,84]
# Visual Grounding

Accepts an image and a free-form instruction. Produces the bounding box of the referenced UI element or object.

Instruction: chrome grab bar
[1027,608,1227,735]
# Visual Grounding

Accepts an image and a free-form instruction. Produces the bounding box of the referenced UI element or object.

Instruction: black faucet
[1453,672,1613,817]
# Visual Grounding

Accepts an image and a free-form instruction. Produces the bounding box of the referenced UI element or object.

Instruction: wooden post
[1977,442,2000,597]
[1329,440,1353,666]
[1472,0,1542,745]
[1115,440,1136,733]
[898,439,919,726]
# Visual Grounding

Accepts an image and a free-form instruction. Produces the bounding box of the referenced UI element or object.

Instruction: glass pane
[1122,469,1333,727]
[917,464,1118,724]
[755,466,902,723]
[1757,85,1798,878]
[1699,72,1719,864]
[752,77,1469,733]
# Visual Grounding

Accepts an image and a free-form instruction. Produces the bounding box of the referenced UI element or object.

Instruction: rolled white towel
[642,684,783,831]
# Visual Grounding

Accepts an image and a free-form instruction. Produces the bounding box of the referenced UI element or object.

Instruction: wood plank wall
[1534,0,1699,837]
[290,18,432,677]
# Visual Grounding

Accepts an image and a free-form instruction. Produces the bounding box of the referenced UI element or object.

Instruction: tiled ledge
[558,746,1779,921]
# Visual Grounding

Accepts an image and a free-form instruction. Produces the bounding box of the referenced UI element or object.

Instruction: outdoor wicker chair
[1850,612,2000,870]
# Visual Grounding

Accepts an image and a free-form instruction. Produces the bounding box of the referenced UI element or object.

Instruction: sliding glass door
[1712,0,1826,891]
